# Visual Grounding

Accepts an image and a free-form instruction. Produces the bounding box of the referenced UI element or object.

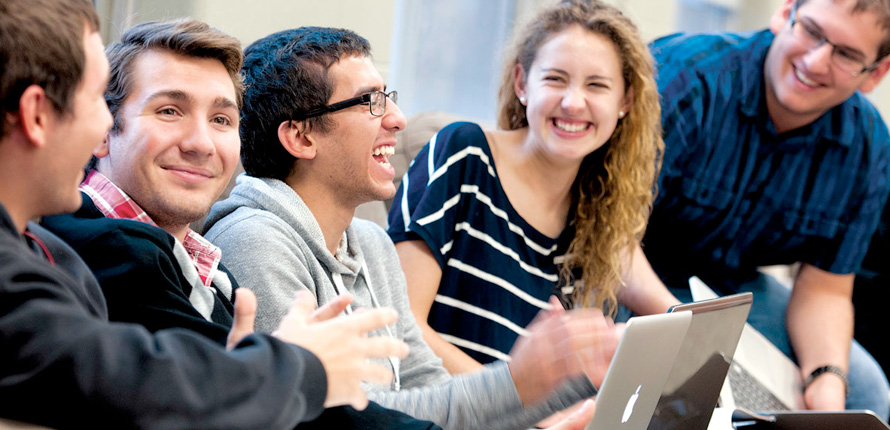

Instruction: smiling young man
[34,18,448,429]
[0,2,418,429]
[641,0,890,417]
[203,27,619,430]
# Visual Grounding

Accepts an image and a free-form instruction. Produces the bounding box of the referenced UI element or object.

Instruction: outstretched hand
[227,288,258,350]
[546,399,597,430]
[508,296,619,406]
[272,291,410,410]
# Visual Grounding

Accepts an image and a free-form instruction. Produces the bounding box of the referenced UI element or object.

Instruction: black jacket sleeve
[0,226,327,429]
[41,201,235,344]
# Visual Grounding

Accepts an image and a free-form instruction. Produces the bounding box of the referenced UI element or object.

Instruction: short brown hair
[104,19,244,134]
[0,0,100,138]
[797,0,890,59]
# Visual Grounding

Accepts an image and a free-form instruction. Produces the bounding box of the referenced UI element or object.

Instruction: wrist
[804,365,849,397]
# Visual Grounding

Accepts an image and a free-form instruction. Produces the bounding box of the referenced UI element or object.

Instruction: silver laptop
[585,311,693,430]
[647,290,754,430]
[688,277,806,412]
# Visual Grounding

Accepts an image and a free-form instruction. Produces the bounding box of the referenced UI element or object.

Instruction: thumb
[280,290,319,329]
[227,288,257,350]
[548,399,596,430]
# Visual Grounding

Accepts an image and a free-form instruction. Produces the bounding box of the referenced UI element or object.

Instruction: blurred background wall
[93,0,888,125]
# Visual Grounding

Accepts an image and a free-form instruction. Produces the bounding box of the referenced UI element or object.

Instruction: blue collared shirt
[643,30,890,285]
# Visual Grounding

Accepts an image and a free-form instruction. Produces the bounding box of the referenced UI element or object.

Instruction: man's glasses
[788,2,881,76]
[293,90,398,121]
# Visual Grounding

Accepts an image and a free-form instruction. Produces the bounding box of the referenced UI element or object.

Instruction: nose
[561,86,586,113]
[802,42,833,75]
[180,117,216,157]
[383,99,407,131]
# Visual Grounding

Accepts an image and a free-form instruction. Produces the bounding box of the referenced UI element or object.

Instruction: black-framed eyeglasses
[788,2,882,76]
[293,90,398,121]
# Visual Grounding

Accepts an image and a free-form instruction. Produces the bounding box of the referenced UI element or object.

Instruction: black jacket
[38,194,442,430]
[1,202,327,429]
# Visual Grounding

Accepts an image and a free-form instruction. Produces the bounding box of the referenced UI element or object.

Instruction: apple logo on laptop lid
[622,385,642,423]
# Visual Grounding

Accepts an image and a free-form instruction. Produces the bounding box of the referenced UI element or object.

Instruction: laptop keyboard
[728,363,791,411]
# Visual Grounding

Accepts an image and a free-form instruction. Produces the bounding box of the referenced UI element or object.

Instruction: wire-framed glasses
[788,2,881,76]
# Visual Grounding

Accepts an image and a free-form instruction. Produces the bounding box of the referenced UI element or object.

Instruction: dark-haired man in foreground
[0,1,414,428]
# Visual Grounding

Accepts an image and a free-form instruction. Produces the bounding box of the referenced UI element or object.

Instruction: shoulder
[205,204,293,243]
[350,218,396,249]
[42,207,175,265]
[846,94,890,150]
[427,121,489,160]
[652,30,770,95]
[651,30,767,67]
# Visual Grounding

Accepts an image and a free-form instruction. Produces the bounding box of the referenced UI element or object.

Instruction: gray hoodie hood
[205,174,362,278]
[203,174,594,430]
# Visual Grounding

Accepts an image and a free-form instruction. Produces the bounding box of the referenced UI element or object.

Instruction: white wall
[94,0,889,123]
[95,0,396,79]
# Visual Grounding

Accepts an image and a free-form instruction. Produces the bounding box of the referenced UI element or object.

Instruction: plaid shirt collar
[80,170,222,289]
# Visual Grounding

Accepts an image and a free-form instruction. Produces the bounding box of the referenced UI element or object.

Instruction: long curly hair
[497,0,663,313]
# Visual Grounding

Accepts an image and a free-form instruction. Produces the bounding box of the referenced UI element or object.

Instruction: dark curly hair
[239,27,371,180]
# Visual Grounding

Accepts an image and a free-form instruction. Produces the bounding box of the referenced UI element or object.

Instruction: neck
[285,174,355,256]
[157,222,191,244]
[0,143,48,233]
[0,194,32,233]
[514,130,582,207]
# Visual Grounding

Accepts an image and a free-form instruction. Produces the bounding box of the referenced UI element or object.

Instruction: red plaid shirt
[80,170,222,289]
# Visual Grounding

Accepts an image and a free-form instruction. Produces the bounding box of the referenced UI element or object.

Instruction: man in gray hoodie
[204,26,619,430]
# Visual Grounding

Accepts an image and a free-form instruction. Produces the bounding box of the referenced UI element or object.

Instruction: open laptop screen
[647,291,753,430]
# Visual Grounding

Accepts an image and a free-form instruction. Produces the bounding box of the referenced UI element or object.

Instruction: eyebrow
[213,96,238,111]
[802,17,867,59]
[540,67,614,81]
[352,85,385,98]
[143,90,238,111]
[145,90,191,106]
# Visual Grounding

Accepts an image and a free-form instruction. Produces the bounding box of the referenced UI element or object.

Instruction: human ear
[769,0,795,35]
[859,58,890,93]
[513,63,528,105]
[93,133,110,158]
[278,120,317,160]
[17,85,52,148]
[621,87,635,118]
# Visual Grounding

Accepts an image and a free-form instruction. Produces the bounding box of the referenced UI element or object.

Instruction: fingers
[359,335,410,360]
[360,360,396,386]
[557,399,596,430]
[283,290,319,323]
[226,288,257,350]
[310,294,353,323]
[343,307,399,334]
[547,295,566,316]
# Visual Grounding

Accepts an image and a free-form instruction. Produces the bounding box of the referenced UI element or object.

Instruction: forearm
[786,264,853,410]
[418,321,485,374]
[0,277,324,430]
[368,361,592,430]
[618,243,681,315]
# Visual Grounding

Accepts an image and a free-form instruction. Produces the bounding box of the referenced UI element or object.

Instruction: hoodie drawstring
[330,264,401,391]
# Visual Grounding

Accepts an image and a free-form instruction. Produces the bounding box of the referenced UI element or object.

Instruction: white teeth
[554,120,588,133]
[372,146,395,157]
[795,68,818,87]
[378,161,391,168]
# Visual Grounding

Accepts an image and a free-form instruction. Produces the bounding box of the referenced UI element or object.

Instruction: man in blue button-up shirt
[640,0,890,418]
